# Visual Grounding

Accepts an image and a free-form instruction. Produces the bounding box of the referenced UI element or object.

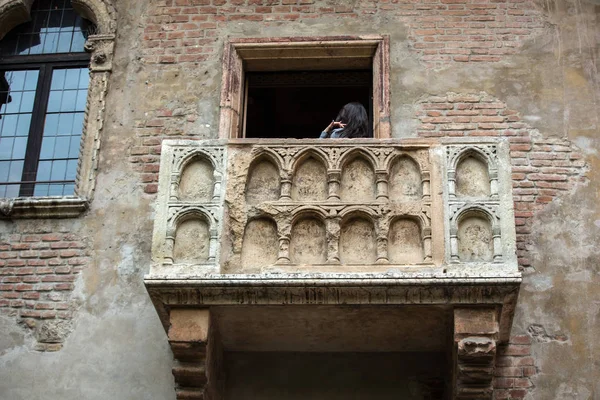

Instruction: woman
[319,102,369,139]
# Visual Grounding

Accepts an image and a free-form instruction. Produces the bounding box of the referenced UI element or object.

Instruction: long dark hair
[335,102,369,138]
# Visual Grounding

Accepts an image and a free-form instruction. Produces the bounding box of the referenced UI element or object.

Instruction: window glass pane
[68,135,81,158]
[54,136,70,158]
[48,183,64,196]
[36,161,52,181]
[33,184,49,197]
[34,67,88,196]
[60,90,77,112]
[0,0,95,56]
[40,137,56,159]
[16,114,32,136]
[66,159,78,180]
[5,184,20,198]
[0,138,14,160]
[0,161,10,181]
[50,160,67,180]
[0,70,38,191]
[12,137,27,159]
[8,160,24,181]
[43,114,59,136]
[1,115,18,136]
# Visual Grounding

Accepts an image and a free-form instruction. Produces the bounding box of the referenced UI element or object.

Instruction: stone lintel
[453,307,499,400]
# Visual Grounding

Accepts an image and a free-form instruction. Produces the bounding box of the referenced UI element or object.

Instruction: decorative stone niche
[455,156,490,198]
[173,216,211,264]
[388,218,424,264]
[340,154,376,202]
[150,141,226,276]
[388,156,423,202]
[245,157,281,205]
[241,218,279,270]
[289,215,327,264]
[339,214,377,265]
[178,157,215,202]
[291,155,328,202]
[444,142,515,269]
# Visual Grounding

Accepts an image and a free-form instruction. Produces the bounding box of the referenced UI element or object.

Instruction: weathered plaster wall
[0,0,598,399]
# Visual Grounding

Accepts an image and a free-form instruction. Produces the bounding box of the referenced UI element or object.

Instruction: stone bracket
[453,308,499,399]
[168,309,224,400]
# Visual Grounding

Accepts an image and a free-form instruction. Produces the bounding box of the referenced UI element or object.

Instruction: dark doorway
[244,70,372,139]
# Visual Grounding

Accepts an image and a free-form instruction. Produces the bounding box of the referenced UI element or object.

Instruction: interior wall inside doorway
[224,351,448,400]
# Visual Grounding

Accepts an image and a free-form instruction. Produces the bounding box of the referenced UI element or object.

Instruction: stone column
[453,308,498,400]
[280,175,292,200]
[375,170,389,201]
[168,309,224,400]
[327,170,341,201]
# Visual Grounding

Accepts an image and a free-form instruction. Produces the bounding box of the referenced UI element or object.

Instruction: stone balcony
[144,138,521,399]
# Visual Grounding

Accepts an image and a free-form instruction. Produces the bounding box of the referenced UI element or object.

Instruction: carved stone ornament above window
[0,0,116,218]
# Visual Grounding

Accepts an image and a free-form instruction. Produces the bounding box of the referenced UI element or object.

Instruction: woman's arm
[320,120,346,139]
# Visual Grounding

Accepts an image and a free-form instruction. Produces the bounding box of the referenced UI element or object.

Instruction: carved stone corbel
[454,308,498,400]
[84,34,115,72]
[168,309,223,400]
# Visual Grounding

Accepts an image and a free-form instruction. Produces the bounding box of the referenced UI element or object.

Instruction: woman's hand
[324,120,346,133]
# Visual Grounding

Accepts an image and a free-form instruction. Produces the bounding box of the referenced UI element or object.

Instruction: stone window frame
[218,36,391,140]
[0,0,116,218]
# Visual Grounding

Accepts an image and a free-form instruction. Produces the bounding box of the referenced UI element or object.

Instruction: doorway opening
[244,70,372,139]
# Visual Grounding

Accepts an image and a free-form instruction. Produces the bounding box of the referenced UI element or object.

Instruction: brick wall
[416,92,587,270]
[132,0,548,194]
[0,229,89,350]
[141,0,545,67]
[494,335,536,400]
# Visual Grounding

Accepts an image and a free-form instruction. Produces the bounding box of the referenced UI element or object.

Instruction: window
[219,36,390,139]
[0,0,93,197]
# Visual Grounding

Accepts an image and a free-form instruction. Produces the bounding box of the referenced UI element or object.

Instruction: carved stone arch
[0,0,34,40]
[245,152,283,203]
[290,149,329,202]
[337,148,379,171]
[170,208,216,264]
[339,150,378,202]
[451,147,497,171]
[289,208,328,264]
[170,208,215,235]
[176,149,219,175]
[450,146,498,199]
[290,148,330,173]
[384,152,424,173]
[387,214,426,264]
[290,206,328,224]
[250,149,285,173]
[451,205,502,263]
[71,0,117,35]
[386,153,425,202]
[338,209,378,264]
[339,206,378,221]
